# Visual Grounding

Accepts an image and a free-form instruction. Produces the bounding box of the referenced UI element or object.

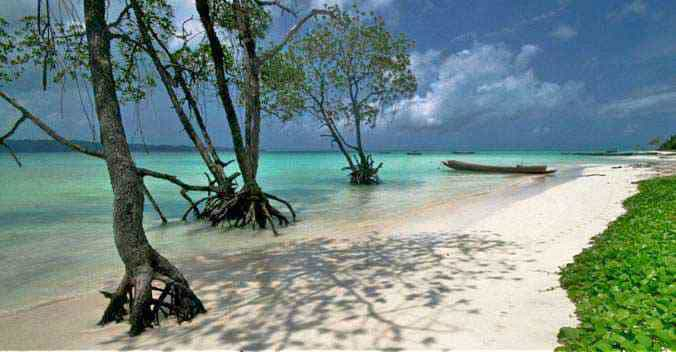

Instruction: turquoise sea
[0,151,624,313]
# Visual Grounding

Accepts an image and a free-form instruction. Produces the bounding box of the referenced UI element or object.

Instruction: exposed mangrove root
[201,184,295,235]
[347,153,383,185]
[179,169,239,222]
[0,90,243,227]
[143,183,168,224]
[98,266,206,336]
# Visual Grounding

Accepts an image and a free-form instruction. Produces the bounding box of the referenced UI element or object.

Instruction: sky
[1,0,675,151]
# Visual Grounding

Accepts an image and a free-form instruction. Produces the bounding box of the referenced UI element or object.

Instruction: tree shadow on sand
[100,231,525,350]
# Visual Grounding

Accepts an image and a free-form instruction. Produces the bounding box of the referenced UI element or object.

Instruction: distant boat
[452,151,475,155]
[442,160,556,174]
[407,151,422,155]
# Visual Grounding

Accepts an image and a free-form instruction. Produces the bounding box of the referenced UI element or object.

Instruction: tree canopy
[658,134,676,151]
[287,5,417,184]
[291,5,416,129]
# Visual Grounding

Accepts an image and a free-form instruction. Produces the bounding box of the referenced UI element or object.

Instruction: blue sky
[2,0,675,150]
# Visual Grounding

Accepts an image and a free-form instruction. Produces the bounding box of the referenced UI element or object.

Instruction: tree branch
[129,0,228,184]
[143,182,168,224]
[256,0,297,17]
[0,115,29,167]
[0,90,215,196]
[0,90,104,159]
[180,189,200,220]
[137,168,214,192]
[108,3,133,29]
[1,144,22,167]
[142,16,223,166]
[257,9,332,65]
[0,115,28,143]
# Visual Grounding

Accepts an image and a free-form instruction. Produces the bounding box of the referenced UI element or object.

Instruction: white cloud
[608,0,648,20]
[409,49,444,87]
[394,44,584,130]
[623,0,647,15]
[598,91,676,117]
[550,24,578,40]
[515,44,540,67]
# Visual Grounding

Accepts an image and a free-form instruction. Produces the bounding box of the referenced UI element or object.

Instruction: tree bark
[195,0,252,185]
[332,81,381,185]
[325,116,356,171]
[348,83,367,164]
[84,0,204,336]
[193,0,295,233]
[234,0,263,181]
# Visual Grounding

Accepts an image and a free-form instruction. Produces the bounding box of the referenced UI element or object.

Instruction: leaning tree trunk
[129,0,237,222]
[84,0,204,336]
[320,111,381,185]
[194,0,295,235]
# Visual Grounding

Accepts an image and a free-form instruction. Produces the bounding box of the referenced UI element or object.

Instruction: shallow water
[0,151,623,312]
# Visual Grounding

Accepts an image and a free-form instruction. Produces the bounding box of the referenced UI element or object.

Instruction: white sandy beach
[0,164,659,350]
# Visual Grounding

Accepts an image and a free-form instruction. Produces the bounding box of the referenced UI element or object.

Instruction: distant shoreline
[1,139,663,154]
[1,139,233,153]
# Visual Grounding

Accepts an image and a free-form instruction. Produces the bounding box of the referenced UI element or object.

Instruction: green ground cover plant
[557,176,675,351]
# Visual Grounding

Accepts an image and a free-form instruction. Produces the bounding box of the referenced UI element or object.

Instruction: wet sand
[0,164,658,350]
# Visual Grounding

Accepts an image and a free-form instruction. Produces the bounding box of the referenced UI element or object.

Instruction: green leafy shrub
[659,135,676,151]
[557,176,676,351]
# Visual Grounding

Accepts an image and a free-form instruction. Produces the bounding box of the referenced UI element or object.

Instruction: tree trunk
[345,87,381,185]
[193,0,295,234]
[84,0,204,336]
[324,116,356,172]
[130,0,237,221]
[195,0,251,182]
[353,110,366,161]
[232,0,263,183]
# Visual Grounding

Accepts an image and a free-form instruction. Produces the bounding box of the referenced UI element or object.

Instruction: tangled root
[201,184,295,235]
[98,271,206,336]
[347,154,383,185]
[349,167,381,185]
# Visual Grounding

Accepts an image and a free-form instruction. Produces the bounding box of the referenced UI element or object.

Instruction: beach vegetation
[557,176,676,351]
[658,135,676,151]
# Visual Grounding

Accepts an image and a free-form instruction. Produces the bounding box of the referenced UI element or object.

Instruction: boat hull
[442,160,556,174]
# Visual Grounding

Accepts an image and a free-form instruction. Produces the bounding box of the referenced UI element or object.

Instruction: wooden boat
[442,160,556,174]
[407,151,422,155]
[452,151,475,155]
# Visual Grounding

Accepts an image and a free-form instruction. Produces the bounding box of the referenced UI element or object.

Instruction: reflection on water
[0,151,619,312]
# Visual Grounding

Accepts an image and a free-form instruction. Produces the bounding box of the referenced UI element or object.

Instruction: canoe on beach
[442,160,557,174]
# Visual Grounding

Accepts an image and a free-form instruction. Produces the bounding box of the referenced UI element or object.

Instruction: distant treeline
[1,139,233,153]
[659,135,676,151]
